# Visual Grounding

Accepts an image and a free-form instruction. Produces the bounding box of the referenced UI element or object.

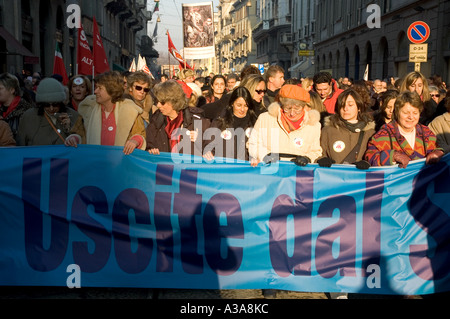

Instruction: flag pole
[167,30,171,79]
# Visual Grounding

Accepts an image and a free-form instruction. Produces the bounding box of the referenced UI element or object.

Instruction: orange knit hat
[278,84,310,103]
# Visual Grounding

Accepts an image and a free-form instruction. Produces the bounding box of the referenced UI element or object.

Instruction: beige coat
[248,102,322,162]
[78,95,146,150]
[429,112,450,153]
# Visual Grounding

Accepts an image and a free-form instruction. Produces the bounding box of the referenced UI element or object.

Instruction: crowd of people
[0,66,449,300]
[1,66,449,171]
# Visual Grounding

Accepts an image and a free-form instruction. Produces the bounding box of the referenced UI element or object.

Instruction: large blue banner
[1,145,450,295]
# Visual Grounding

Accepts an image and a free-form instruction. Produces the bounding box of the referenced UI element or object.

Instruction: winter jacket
[0,119,15,146]
[248,102,322,162]
[364,121,440,166]
[428,112,450,153]
[146,106,211,155]
[16,107,85,146]
[320,115,376,164]
[1,98,33,139]
[78,95,146,149]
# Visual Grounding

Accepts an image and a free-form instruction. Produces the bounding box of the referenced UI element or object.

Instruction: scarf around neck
[165,111,184,152]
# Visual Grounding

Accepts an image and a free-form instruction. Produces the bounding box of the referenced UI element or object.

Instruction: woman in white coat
[248,84,322,166]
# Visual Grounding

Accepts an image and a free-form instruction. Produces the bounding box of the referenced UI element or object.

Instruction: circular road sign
[407,21,430,44]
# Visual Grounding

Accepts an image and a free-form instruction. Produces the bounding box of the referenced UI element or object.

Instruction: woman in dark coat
[146,80,210,155]
[203,87,257,161]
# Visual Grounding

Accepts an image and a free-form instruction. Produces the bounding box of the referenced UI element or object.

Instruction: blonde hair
[153,80,186,111]
[400,71,431,102]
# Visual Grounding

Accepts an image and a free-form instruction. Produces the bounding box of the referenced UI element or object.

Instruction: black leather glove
[354,160,370,170]
[426,149,444,165]
[292,156,311,166]
[263,153,278,164]
[393,151,411,168]
[317,157,335,167]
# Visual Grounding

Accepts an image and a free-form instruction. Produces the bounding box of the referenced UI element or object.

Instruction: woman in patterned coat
[364,91,444,168]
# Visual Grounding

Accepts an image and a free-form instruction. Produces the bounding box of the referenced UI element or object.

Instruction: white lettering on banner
[66,264,81,288]
[66,4,81,29]
[366,4,381,29]
[366,264,381,289]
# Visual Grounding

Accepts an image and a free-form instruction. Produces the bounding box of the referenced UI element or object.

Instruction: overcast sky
[146,0,219,63]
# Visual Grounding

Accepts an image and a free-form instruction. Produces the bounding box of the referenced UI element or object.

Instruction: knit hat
[279,84,310,103]
[36,77,67,103]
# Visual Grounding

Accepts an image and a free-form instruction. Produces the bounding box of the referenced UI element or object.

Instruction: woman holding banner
[365,91,444,168]
[248,84,322,166]
[74,71,146,155]
[317,88,375,169]
[146,80,210,155]
[203,87,257,161]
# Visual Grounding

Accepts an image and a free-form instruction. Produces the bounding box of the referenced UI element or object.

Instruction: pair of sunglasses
[430,94,440,98]
[134,85,150,93]
[255,89,267,94]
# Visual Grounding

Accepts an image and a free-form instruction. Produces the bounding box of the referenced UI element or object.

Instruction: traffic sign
[409,43,428,63]
[407,21,430,44]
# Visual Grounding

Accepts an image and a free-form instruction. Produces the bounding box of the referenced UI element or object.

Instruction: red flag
[167,31,193,70]
[76,24,94,76]
[92,17,110,75]
[53,42,69,85]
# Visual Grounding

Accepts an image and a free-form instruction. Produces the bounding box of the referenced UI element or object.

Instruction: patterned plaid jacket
[364,121,440,166]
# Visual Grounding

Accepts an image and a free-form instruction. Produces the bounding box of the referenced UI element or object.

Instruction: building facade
[312,0,450,82]
[0,0,152,78]
[252,0,292,74]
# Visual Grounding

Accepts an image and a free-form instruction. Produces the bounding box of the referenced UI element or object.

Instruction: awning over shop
[0,26,39,64]
[289,58,314,78]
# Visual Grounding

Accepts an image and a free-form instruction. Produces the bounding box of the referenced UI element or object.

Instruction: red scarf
[165,111,184,152]
[280,110,305,133]
[71,98,78,111]
[2,96,21,118]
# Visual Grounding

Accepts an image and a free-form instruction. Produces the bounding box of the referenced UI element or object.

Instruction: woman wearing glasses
[239,74,268,116]
[16,77,85,146]
[146,80,210,155]
[125,71,153,126]
[317,89,375,169]
[248,84,322,166]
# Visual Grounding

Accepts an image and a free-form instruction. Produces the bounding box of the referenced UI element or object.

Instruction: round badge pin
[293,137,303,148]
[333,141,346,153]
[221,130,232,140]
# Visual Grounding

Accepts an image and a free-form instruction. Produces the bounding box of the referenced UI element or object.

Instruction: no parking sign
[407,21,430,71]
[407,21,430,44]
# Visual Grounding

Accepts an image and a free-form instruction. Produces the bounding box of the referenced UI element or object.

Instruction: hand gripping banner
[0,145,450,295]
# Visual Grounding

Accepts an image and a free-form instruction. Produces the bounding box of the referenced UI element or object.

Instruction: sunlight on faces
[340,95,359,122]
[212,78,226,95]
[408,77,423,97]
[385,98,395,120]
[315,82,332,99]
[130,81,150,102]
[253,81,266,103]
[94,84,112,105]
[233,97,249,118]
[398,102,420,132]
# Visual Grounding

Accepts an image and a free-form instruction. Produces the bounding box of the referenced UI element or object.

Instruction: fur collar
[323,114,375,132]
[268,102,321,126]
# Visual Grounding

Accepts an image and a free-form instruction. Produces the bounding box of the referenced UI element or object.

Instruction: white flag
[363,64,369,81]
[129,58,136,72]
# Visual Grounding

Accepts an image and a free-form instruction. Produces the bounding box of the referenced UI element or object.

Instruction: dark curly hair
[216,87,257,131]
